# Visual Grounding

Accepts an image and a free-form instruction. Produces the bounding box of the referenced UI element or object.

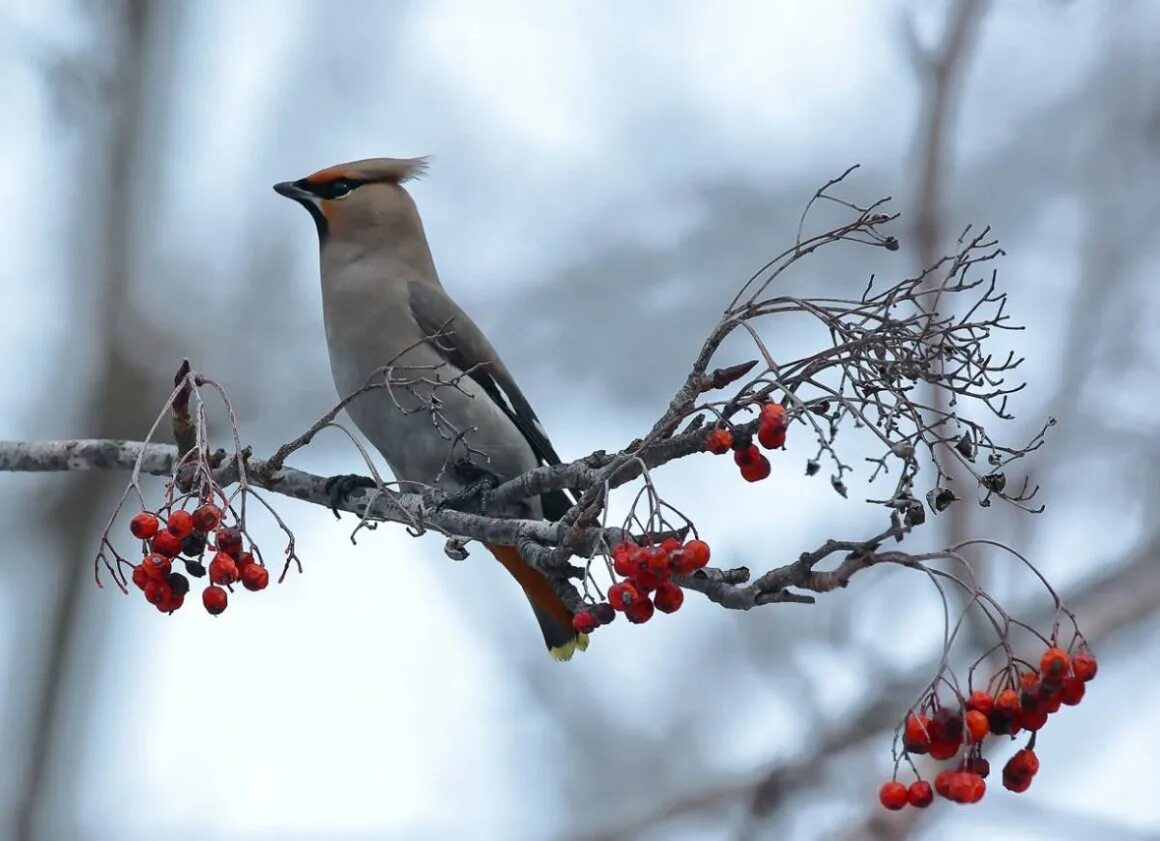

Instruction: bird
[274,157,587,660]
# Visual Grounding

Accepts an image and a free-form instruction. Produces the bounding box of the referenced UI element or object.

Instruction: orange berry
[166,510,194,539]
[624,596,655,624]
[966,690,994,716]
[646,547,671,577]
[653,580,684,613]
[683,540,711,569]
[759,402,787,431]
[1008,748,1039,776]
[995,689,1020,715]
[705,427,733,455]
[208,552,239,586]
[1040,647,1070,680]
[878,781,907,811]
[129,512,160,540]
[633,569,664,593]
[1072,650,1098,681]
[608,581,641,612]
[202,585,228,615]
[733,443,761,467]
[572,612,598,634]
[964,710,989,743]
[907,780,933,808]
[240,563,269,592]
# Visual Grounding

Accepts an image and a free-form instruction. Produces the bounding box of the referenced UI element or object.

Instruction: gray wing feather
[407,281,562,468]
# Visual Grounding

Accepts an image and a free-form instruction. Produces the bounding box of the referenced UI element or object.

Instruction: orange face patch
[304,165,356,185]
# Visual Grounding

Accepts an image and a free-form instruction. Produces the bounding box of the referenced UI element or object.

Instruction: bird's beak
[273,181,315,202]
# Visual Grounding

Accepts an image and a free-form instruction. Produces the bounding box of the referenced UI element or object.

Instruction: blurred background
[2,1,1159,839]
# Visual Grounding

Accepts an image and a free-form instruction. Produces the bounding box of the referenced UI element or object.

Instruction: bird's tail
[486,544,588,661]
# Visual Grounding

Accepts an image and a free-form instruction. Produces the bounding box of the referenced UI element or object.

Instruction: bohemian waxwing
[274,157,586,660]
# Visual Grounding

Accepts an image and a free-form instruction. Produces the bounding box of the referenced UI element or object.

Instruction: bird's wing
[407,280,563,470]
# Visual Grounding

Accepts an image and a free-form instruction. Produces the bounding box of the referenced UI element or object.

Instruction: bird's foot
[323,473,378,519]
[438,475,498,514]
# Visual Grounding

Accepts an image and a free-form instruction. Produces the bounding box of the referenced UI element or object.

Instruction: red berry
[208,552,239,586]
[1003,773,1032,794]
[131,564,150,590]
[240,562,269,592]
[907,780,933,808]
[215,526,243,557]
[593,603,615,625]
[965,755,991,778]
[733,444,761,468]
[740,454,771,482]
[966,690,994,716]
[129,512,160,540]
[192,503,223,533]
[608,582,641,612]
[156,591,184,614]
[705,428,733,455]
[932,707,964,737]
[903,714,932,753]
[633,569,665,593]
[928,738,960,761]
[668,550,698,576]
[878,781,907,811]
[965,710,989,743]
[1020,710,1048,731]
[653,580,684,613]
[1072,651,1098,682]
[1007,748,1039,776]
[166,509,194,540]
[151,529,183,558]
[683,540,711,569]
[624,596,655,624]
[950,772,985,804]
[646,547,671,577]
[143,580,169,606]
[572,611,598,634]
[142,553,171,580]
[202,585,228,615]
[1060,675,1086,705]
[612,543,635,577]
[757,425,787,450]
[934,770,955,799]
[660,537,681,553]
[1040,647,1070,680]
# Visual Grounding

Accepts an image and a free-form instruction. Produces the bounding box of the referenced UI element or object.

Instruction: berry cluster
[127,504,270,617]
[571,538,712,634]
[880,645,1098,810]
[705,402,788,482]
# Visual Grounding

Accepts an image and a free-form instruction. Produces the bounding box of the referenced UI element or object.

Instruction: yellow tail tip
[549,633,590,662]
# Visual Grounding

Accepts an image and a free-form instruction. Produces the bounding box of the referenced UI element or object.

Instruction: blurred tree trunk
[11,2,179,838]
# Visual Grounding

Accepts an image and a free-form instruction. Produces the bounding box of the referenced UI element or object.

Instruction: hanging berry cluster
[879,644,1098,810]
[125,503,270,617]
[705,401,787,482]
[570,537,713,634]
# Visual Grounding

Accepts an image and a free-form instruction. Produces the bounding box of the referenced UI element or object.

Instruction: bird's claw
[324,473,378,519]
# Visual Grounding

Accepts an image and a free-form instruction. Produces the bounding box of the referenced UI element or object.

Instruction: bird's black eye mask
[303,177,366,200]
[286,177,367,241]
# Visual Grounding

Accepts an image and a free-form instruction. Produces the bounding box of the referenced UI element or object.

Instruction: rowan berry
[202,585,228,615]
[129,512,160,540]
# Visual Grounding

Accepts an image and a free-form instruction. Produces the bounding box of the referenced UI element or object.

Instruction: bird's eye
[313,178,359,200]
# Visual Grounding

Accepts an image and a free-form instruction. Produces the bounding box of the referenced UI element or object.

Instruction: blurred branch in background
[10,2,164,839]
